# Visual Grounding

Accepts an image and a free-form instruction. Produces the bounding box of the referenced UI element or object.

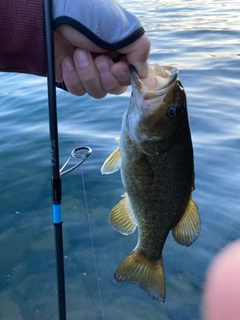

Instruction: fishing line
[80,166,105,319]
[60,87,104,319]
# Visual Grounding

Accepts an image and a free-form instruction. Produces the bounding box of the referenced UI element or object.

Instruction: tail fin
[114,250,166,303]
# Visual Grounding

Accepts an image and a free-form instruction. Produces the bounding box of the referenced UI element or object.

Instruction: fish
[101,64,200,303]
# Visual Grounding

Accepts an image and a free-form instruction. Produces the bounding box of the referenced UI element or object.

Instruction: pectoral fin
[101,138,121,174]
[114,250,166,303]
[172,196,201,247]
[109,193,137,235]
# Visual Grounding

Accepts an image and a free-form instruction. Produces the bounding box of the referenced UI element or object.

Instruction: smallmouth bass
[101,64,200,303]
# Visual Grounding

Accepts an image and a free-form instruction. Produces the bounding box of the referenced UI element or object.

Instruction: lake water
[0,1,240,319]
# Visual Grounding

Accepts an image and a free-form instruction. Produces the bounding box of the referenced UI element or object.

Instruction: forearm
[0,0,46,76]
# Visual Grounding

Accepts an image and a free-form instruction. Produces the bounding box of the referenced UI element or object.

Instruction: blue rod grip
[53,203,62,224]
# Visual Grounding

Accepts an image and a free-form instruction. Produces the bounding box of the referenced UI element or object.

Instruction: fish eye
[167,105,177,118]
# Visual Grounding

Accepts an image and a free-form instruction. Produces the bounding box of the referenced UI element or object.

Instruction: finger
[54,29,75,83]
[95,55,127,95]
[202,240,240,320]
[57,25,107,54]
[110,61,130,87]
[73,49,107,99]
[61,56,86,96]
[118,34,151,79]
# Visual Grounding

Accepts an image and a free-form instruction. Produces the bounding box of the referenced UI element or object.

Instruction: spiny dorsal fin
[114,250,166,303]
[109,193,137,235]
[172,196,201,247]
[101,137,121,174]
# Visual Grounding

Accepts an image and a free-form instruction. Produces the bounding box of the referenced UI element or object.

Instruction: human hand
[52,0,151,98]
[54,25,150,98]
[202,240,240,320]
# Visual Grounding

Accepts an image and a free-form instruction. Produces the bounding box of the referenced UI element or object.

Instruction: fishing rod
[44,1,92,319]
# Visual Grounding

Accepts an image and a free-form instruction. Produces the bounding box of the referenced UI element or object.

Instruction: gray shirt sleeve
[53,0,145,50]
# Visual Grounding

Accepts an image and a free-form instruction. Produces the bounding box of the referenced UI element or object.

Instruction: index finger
[117,34,151,79]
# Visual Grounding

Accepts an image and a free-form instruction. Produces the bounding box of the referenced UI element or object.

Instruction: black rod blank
[44,1,66,319]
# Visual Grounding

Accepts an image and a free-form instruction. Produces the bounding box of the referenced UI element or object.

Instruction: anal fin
[172,196,201,246]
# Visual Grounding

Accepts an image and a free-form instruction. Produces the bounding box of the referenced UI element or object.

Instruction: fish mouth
[129,65,144,92]
[127,64,180,155]
[129,64,178,99]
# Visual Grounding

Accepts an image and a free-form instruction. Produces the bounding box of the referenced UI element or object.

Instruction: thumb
[118,34,151,79]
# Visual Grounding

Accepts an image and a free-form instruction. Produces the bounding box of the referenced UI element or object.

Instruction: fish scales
[121,135,193,261]
[101,64,201,303]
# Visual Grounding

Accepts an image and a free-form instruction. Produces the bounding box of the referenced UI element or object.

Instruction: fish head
[126,64,188,155]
